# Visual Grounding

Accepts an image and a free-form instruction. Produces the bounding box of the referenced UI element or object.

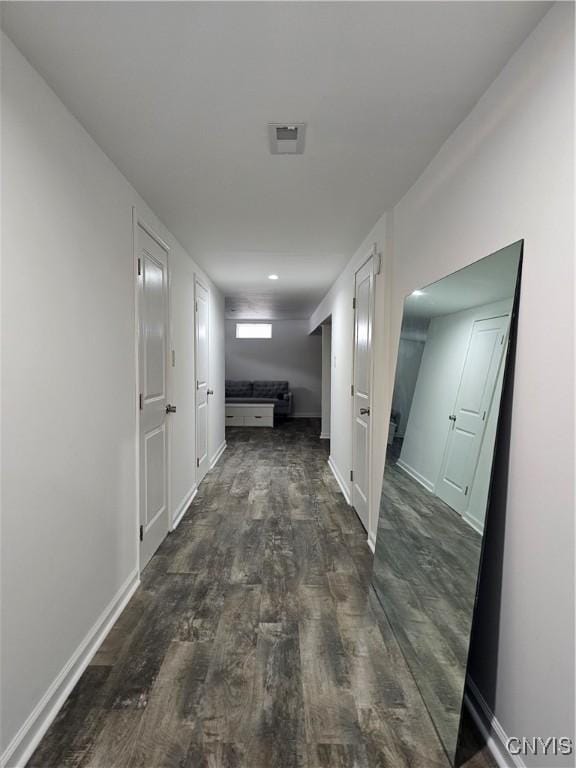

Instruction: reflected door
[195,279,210,483]
[138,223,170,569]
[352,256,374,531]
[436,314,509,514]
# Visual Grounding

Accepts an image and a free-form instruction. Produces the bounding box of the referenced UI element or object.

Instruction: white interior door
[320,323,332,439]
[351,256,375,531]
[195,279,210,483]
[138,222,170,569]
[436,314,510,514]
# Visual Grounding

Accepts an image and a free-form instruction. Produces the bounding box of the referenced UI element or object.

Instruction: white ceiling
[403,240,522,324]
[2,2,549,319]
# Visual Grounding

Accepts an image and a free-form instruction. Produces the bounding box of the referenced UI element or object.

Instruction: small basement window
[236,323,272,339]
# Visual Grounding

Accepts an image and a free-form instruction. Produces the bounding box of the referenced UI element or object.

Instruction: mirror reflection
[372,241,522,763]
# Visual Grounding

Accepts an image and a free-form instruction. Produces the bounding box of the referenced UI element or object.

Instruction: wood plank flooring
[26,419,494,768]
[373,445,484,761]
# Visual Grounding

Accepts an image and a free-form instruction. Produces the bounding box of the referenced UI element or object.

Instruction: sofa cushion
[253,380,289,398]
[225,380,253,398]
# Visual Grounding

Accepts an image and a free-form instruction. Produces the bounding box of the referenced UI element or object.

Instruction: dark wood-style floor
[27,420,493,768]
[373,446,484,760]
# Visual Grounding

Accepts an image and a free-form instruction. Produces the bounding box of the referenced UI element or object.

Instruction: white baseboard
[367,530,377,553]
[209,440,227,469]
[463,512,484,535]
[1,569,139,768]
[171,485,198,531]
[327,456,351,505]
[319,432,330,440]
[465,677,525,768]
[396,459,435,493]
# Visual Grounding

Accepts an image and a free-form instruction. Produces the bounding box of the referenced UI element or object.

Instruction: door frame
[133,209,171,574]
[350,244,378,538]
[194,275,210,485]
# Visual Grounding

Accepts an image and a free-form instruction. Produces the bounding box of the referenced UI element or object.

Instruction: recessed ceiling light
[411,290,424,297]
[268,274,279,280]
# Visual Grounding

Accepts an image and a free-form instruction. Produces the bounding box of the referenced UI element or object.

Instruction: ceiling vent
[268,123,306,155]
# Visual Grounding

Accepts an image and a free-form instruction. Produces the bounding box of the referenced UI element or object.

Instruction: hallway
[3,5,574,765]
[27,422,491,768]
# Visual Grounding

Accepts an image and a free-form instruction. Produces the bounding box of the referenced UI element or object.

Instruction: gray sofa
[225,380,293,416]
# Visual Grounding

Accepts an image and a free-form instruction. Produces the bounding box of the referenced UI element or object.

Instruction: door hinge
[500,335,505,345]
[139,525,143,542]
[350,470,354,482]
[139,393,143,410]
[352,297,356,310]
[195,300,198,312]
[137,258,141,276]
[464,486,469,496]
[482,410,486,421]
[196,458,200,467]
[351,384,354,397]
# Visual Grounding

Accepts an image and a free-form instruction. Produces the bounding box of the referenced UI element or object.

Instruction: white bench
[225,402,274,427]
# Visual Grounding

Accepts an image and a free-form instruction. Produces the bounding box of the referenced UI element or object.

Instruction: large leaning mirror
[372,241,523,764]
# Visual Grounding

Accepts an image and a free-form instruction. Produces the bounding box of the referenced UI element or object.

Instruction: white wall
[390,5,574,758]
[313,3,573,762]
[1,34,225,766]
[225,319,322,417]
[391,338,425,438]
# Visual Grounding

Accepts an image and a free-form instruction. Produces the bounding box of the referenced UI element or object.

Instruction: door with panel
[351,256,375,531]
[138,222,170,568]
[195,279,210,483]
[436,314,510,514]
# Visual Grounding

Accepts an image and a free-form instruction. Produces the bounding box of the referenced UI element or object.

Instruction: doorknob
[207,389,214,396]
[166,404,177,413]
[360,407,370,415]
[448,414,456,421]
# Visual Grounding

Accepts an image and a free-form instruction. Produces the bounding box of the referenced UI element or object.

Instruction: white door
[436,314,510,514]
[351,256,375,531]
[138,223,170,569]
[195,279,210,483]
[320,323,332,439]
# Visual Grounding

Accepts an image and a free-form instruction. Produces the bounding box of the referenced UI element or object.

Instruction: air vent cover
[268,123,306,155]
